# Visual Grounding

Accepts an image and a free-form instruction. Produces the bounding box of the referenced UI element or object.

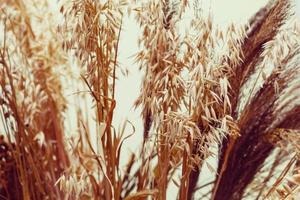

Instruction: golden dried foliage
[1,0,300,200]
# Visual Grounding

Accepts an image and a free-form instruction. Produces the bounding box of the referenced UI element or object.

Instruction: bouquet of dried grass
[1,0,300,200]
